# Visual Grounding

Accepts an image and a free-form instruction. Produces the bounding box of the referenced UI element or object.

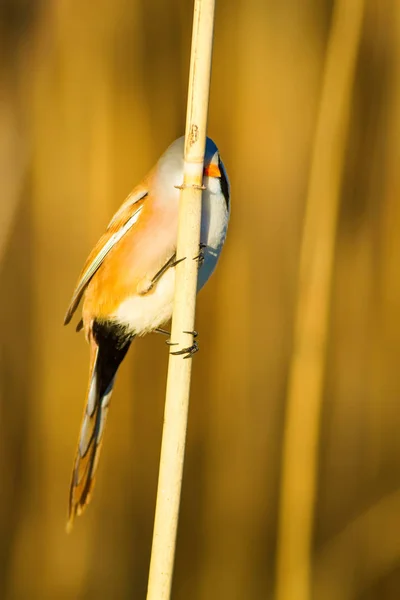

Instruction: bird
[64,135,230,529]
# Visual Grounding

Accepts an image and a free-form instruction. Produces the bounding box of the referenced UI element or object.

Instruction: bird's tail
[67,321,133,531]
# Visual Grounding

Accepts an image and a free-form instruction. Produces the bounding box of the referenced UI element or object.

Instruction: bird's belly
[112,193,228,333]
[113,247,220,334]
[113,268,176,335]
[198,197,228,291]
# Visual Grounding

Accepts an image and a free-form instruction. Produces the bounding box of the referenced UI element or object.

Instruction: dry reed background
[1,0,400,599]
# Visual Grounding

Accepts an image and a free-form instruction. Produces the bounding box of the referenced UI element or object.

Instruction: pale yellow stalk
[146,1,215,598]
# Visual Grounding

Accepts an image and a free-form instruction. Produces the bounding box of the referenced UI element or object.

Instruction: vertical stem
[146,1,215,598]
[275,2,364,600]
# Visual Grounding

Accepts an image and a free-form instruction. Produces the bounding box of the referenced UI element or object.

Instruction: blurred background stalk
[275,2,365,600]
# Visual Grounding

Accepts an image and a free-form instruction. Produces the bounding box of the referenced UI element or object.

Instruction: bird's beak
[204,163,221,178]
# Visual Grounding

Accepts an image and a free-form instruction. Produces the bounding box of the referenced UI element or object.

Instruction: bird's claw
[183,330,198,338]
[193,243,207,266]
[168,330,199,358]
[170,340,199,359]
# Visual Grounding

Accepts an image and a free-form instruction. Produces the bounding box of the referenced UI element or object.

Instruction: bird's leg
[151,254,186,286]
[138,254,186,295]
[154,327,176,346]
[142,243,204,296]
[169,330,199,358]
[155,328,170,336]
[193,243,207,267]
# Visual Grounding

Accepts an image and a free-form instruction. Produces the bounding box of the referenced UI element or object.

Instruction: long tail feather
[67,321,133,530]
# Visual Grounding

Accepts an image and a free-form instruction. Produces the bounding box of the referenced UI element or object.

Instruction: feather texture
[64,189,148,325]
[67,321,133,530]
[64,136,230,528]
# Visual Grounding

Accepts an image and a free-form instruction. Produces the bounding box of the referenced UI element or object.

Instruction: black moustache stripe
[218,156,230,210]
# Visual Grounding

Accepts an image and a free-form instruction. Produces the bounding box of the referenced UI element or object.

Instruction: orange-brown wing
[64,187,148,325]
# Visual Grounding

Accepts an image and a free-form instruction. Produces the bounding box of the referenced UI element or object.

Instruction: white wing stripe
[107,189,147,229]
[78,205,143,292]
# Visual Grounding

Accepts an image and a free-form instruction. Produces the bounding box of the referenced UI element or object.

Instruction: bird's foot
[171,341,199,359]
[168,331,199,358]
[193,243,207,267]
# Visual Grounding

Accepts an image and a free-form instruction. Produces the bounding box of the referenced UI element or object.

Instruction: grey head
[154,136,228,203]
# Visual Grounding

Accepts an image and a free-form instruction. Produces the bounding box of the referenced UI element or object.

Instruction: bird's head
[154,136,229,206]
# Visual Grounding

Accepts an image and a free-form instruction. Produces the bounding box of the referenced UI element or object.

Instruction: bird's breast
[83,186,228,334]
[113,267,176,335]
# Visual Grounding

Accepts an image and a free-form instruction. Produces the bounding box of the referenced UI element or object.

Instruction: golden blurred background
[1,0,400,598]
